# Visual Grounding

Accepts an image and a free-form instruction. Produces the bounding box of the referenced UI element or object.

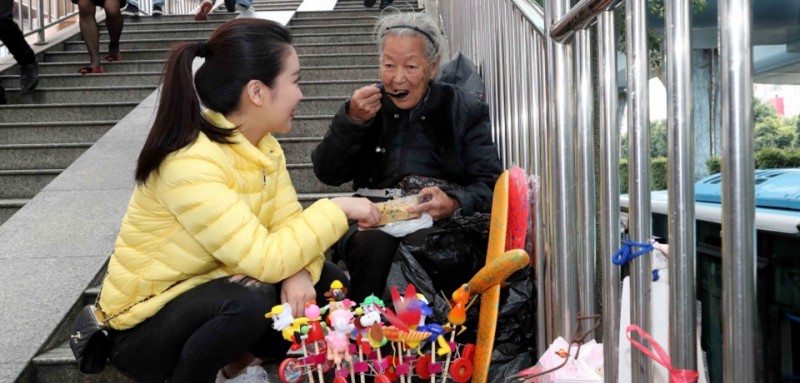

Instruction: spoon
[376,84,409,98]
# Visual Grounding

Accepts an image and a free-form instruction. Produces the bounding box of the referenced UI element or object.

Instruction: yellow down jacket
[99,111,348,330]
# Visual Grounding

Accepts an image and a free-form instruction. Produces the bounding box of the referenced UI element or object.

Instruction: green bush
[620,158,629,194]
[651,157,668,190]
[756,147,788,169]
[786,149,800,167]
[707,156,721,174]
[618,157,668,193]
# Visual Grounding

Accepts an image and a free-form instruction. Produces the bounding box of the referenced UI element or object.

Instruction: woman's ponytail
[134,42,233,184]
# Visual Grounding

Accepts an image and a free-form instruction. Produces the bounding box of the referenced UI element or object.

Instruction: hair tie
[383,25,438,48]
[195,42,208,58]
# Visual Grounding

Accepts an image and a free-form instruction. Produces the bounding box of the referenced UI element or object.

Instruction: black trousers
[0,0,35,66]
[108,261,349,383]
[341,226,439,303]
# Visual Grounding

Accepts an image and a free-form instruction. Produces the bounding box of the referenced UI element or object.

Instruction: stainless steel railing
[436,0,756,381]
[2,0,203,51]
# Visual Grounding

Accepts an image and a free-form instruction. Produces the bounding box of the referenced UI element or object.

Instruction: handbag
[68,276,185,374]
[69,304,111,373]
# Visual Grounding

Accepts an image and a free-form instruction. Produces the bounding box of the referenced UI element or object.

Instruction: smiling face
[380,34,439,110]
[262,46,303,134]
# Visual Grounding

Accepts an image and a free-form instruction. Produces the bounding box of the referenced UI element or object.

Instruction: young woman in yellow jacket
[97,18,380,383]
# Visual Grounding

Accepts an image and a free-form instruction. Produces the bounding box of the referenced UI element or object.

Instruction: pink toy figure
[304,302,326,383]
[325,309,356,383]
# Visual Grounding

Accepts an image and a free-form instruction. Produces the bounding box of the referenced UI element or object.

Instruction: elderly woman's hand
[347,85,383,124]
[407,187,461,221]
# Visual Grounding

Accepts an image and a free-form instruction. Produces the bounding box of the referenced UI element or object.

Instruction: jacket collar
[203,109,281,173]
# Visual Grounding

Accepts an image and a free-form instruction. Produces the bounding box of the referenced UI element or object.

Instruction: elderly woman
[311,11,502,303]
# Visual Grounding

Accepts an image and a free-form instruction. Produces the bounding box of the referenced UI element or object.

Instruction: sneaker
[234,3,251,13]
[19,62,39,95]
[215,366,270,383]
[152,4,163,15]
[121,4,140,16]
[194,0,212,21]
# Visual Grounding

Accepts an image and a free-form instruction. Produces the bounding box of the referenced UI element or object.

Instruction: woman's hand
[347,85,383,124]
[406,187,461,221]
[281,269,316,318]
[331,197,381,228]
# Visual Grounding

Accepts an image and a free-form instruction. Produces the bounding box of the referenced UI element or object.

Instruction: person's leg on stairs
[103,0,124,60]
[77,0,102,71]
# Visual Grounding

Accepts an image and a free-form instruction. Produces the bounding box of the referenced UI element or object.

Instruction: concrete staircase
[0,11,235,226]
[14,1,422,381]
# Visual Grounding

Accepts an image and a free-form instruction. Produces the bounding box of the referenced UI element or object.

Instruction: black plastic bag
[383,213,536,382]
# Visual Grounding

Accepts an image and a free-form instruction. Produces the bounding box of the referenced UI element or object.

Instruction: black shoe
[19,62,39,95]
[224,0,235,12]
[0,87,7,105]
[152,5,163,15]
[378,0,393,9]
[364,0,376,7]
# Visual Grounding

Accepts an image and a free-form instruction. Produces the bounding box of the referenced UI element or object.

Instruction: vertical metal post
[545,0,578,339]
[533,32,554,349]
[530,31,548,356]
[665,0,696,371]
[719,0,756,381]
[598,10,620,383]
[575,27,596,337]
[36,0,46,44]
[625,0,652,381]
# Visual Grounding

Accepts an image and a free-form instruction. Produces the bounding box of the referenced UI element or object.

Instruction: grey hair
[375,10,445,71]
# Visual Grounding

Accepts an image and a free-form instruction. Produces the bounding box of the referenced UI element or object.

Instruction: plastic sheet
[383,213,536,382]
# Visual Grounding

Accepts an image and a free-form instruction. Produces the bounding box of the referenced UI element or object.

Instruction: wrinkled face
[263,47,303,134]
[380,34,438,110]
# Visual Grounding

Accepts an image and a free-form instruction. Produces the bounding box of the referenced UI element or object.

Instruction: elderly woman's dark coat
[311,82,502,216]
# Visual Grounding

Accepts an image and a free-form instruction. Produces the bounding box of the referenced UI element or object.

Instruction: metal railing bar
[549,0,623,43]
[664,0,697,372]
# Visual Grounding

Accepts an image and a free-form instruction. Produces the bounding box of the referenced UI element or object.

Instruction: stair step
[4,86,156,104]
[0,72,162,87]
[0,169,60,198]
[101,18,227,31]
[277,137,322,164]
[296,79,375,97]
[294,42,375,54]
[288,15,379,26]
[286,114,334,138]
[67,27,216,42]
[0,198,28,225]
[0,121,116,145]
[119,13,236,24]
[43,49,377,66]
[288,23,376,34]
[31,342,138,383]
[296,97,346,115]
[0,143,91,170]
[0,102,138,123]
[3,60,165,75]
[288,163,352,193]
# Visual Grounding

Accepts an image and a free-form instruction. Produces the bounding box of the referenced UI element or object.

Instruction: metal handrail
[2,0,203,51]
[436,0,756,381]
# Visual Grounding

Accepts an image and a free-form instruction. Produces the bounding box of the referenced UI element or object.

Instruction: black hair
[135,18,293,184]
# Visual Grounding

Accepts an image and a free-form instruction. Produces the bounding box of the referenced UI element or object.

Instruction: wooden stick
[430,341,436,383]
[440,331,456,382]
[314,341,324,383]
[301,338,315,383]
